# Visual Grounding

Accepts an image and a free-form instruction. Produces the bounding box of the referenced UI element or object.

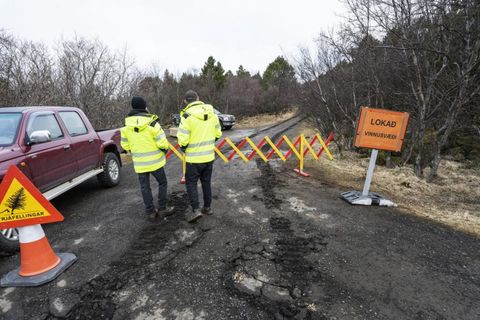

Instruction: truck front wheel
[97,153,121,187]
[0,228,19,255]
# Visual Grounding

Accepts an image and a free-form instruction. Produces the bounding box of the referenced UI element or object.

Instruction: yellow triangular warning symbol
[0,178,51,221]
[0,165,63,229]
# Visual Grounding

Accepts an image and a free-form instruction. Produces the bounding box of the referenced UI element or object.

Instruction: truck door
[58,111,100,174]
[24,111,78,192]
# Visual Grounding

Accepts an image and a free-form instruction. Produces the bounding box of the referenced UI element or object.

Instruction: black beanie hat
[185,90,198,103]
[131,96,147,110]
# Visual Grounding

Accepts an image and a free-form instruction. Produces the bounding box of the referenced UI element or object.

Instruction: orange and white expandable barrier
[165,132,334,180]
[1,224,77,287]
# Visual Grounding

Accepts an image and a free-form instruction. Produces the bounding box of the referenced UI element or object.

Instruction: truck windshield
[0,113,22,146]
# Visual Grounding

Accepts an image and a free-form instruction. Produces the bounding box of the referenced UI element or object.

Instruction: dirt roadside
[297,125,480,238]
[235,109,298,129]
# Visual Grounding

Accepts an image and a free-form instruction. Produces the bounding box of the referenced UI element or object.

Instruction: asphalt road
[0,119,479,320]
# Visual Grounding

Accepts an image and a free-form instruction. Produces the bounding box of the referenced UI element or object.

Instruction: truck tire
[0,228,19,255]
[97,152,121,187]
[223,125,233,130]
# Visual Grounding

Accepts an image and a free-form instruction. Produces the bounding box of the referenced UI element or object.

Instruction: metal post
[362,149,378,196]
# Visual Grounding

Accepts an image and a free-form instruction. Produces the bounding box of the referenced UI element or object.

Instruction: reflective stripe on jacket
[120,113,169,173]
[177,101,222,163]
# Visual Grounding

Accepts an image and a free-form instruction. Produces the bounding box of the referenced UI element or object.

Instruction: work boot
[157,206,175,218]
[187,209,203,223]
[202,207,213,215]
[146,210,157,222]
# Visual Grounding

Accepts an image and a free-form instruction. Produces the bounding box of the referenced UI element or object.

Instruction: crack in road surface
[230,148,331,319]
[51,192,207,319]
[231,141,382,319]
[230,217,328,320]
[252,160,285,210]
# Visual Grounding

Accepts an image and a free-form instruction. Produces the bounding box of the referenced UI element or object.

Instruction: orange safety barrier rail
[166,132,334,179]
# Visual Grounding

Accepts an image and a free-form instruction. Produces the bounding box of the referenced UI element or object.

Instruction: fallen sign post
[0,165,77,287]
[341,107,409,207]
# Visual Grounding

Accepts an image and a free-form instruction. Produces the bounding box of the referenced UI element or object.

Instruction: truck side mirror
[27,130,51,145]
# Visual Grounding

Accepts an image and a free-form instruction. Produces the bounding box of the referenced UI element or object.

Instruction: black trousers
[185,161,213,210]
[138,167,167,214]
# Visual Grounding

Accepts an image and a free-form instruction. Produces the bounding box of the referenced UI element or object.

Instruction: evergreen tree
[262,56,296,89]
[201,56,226,89]
[6,188,27,215]
[201,56,216,77]
[236,65,250,77]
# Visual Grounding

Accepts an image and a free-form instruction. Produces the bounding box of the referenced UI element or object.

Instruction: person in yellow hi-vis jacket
[177,90,222,223]
[121,96,175,221]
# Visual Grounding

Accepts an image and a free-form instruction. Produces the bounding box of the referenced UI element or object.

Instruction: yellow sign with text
[0,178,51,222]
[0,165,64,229]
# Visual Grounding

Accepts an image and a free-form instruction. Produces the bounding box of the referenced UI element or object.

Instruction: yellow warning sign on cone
[0,165,76,287]
[0,166,63,229]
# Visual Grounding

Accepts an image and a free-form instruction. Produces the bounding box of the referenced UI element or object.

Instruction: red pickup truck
[0,106,123,253]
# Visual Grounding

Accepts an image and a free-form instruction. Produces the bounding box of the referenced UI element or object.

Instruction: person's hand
[180,145,188,153]
[160,148,168,153]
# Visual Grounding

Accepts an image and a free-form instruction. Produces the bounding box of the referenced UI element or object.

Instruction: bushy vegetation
[0,32,296,128]
[296,0,480,181]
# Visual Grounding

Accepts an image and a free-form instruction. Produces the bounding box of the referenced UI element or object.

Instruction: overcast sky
[1,0,345,74]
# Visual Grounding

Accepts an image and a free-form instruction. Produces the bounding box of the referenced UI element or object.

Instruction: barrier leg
[180,154,186,184]
[293,135,310,177]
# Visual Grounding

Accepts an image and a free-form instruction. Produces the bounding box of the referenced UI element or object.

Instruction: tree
[199,56,227,104]
[262,56,298,112]
[57,36,135,128]
[6,188,26,215]
[236,65,250,77]
[201,56,226,90]
[138,75,162,114]
[295,0,480,180]
[262,56,295,89]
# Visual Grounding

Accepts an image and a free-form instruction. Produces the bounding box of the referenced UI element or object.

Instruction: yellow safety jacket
[177,101,222,163]
[120,113,169,173]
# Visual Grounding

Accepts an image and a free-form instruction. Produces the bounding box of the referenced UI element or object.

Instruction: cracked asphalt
[0,118,479,320]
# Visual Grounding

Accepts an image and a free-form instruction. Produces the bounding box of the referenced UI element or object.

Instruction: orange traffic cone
[1,224,77,287]
[18,225,60,276]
